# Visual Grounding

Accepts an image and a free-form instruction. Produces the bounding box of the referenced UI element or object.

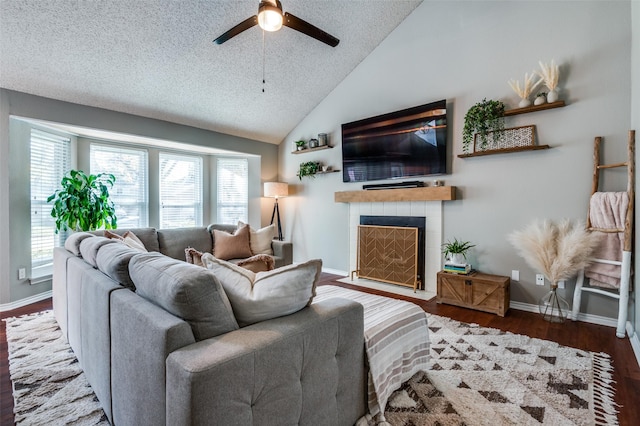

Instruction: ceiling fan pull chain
[262,30,266,93]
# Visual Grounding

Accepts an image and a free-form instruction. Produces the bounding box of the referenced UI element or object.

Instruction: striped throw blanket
[314,285,430,422]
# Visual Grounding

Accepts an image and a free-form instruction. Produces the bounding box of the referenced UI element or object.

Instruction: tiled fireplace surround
[347,200,443,297]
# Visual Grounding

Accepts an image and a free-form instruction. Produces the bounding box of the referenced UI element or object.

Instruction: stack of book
[443,262,472,275]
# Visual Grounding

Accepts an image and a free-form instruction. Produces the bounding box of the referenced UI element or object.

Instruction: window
[217,158,248,224]
[159,153,203,228]
[90,144,148,228]
[30,129,71,278]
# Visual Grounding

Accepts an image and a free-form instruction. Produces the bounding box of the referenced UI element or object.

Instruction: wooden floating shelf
[503,100,566,117]
[458,145,550,158]
[316,169,340,175]
[335,186,456,203]
[291,145,334,155]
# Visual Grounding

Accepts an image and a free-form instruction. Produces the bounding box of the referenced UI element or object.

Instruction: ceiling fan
[213,0,339,47]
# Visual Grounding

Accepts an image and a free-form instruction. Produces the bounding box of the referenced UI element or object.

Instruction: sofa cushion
[158,227,212,260]
[92,228,160,252]
[237,254,275,273]
[96,243,139,290]
[64,232,96,256]
[213,224,252,261]
[79,236,118,268]
[130,252,239,340]
[202,254,321,327]
[238,221,275,255]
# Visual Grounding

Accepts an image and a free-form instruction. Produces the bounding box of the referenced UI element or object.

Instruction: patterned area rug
[5,311,618,426]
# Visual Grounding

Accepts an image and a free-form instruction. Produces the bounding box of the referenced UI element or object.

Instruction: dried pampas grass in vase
[508,72,543,108]
[536,59,560,102]
[508,219,598,322]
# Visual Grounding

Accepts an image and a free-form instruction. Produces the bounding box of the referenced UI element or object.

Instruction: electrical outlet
[18,268,26,280]
[558,280,565,289]
[511,270,519,281]
[536,274,545,286]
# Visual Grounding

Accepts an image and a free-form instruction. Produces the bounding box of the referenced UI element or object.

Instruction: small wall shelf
[503,100,566,117]
[316,169,340,175]
[292,145,333,155]
[458,100,566,158]
[335,186,456,203]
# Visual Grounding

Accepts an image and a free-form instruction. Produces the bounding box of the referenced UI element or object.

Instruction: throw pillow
[238,221,275,255]
[237,254,275,273]
[104,230,147,252]
[202,253,321,327]
[213,223,252,260]
[185,247,205,267]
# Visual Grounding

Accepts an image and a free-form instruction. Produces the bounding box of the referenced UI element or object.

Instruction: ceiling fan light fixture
[258,2,283,32]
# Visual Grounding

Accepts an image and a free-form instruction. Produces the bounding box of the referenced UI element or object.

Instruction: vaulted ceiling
[0,1,421,144]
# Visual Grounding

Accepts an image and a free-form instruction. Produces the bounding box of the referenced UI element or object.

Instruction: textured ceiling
[0,0,421,144]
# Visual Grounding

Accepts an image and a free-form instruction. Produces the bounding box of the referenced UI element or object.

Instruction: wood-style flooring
[1,273,639,425]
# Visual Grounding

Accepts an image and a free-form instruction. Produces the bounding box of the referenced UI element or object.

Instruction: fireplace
[358,216,426,289]
[346,200,443,296]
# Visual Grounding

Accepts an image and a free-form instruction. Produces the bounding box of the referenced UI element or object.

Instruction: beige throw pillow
[238,221,275,255]
[185,247,205,267]
[202,253,321,327]
[213,224,252,260]
[104,229,147,252]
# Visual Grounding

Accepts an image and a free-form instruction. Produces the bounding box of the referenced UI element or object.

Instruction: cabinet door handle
[465,280,472,286]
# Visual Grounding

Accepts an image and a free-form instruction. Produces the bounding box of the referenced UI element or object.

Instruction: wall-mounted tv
[341,99,447,183]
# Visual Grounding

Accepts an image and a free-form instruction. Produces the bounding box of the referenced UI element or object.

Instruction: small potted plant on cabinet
[442,238,475,265]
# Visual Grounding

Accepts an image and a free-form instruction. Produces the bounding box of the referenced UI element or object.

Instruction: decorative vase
[546,89,559,103]
[538,285,569,323]
[534,95,546,106]
[518,98,532,108]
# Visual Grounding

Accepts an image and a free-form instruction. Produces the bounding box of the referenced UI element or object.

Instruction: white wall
[279,0,632,319]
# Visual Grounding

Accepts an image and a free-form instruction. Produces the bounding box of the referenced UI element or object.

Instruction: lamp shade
[264,182,288,198]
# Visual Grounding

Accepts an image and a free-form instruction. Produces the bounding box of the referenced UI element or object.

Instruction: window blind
[159,153,203,228]
[217,158,248,224]
[90,144,148,228]
[30,129,71,277]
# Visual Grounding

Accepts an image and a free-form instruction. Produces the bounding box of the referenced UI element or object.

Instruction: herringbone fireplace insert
[354,224,420,291]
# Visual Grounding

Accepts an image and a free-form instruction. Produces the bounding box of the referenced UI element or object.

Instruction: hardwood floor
[1,274,639,425]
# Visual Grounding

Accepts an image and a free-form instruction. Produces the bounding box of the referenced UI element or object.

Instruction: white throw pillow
[202,253,321,326]
[238,221,275,255]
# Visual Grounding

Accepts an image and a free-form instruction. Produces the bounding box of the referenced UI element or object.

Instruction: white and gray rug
[5,311,619,426]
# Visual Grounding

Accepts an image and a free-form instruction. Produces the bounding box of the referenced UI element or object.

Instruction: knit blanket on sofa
[314,285,430,423]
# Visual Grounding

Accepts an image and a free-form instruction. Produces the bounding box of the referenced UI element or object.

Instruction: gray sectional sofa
[52,225,367,426]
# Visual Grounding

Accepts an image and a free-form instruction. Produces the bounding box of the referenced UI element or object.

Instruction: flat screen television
[341,99,447,183]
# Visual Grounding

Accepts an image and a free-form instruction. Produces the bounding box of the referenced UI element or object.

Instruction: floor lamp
[264,182,288,241]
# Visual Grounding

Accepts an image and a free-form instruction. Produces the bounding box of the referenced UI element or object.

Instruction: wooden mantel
[335,186,456,203]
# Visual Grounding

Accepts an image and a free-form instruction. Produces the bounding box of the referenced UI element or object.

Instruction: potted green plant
[297,161,319,180]
[47,169,118,232]
[442,238,475,264]
[462,98,505,153]
[294,140,306,151]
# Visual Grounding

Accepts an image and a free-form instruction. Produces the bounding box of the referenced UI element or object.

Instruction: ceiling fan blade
[283,12,339,47]
[213,15,258,45]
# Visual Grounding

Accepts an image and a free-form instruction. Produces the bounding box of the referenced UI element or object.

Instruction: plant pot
[546,89,559,103]
[447,253,467,265]
[534,95,546,106]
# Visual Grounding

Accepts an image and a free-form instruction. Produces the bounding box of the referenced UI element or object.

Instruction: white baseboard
[321,267,348,276]
[0,290,52,313]
[510,300,619,328]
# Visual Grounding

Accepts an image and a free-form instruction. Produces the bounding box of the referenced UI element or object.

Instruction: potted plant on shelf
[442,238,475,265]
[294,140,306,151]
[47,169,118,232]
[297,161,320,180]
[462,98,505,153]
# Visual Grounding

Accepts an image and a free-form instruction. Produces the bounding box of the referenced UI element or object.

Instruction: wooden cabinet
[437,271,510,317]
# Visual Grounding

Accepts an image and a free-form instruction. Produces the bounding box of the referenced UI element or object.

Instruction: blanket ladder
[571,130,635,338]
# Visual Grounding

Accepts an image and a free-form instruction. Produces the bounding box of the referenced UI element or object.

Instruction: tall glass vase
[538,284,569,323]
